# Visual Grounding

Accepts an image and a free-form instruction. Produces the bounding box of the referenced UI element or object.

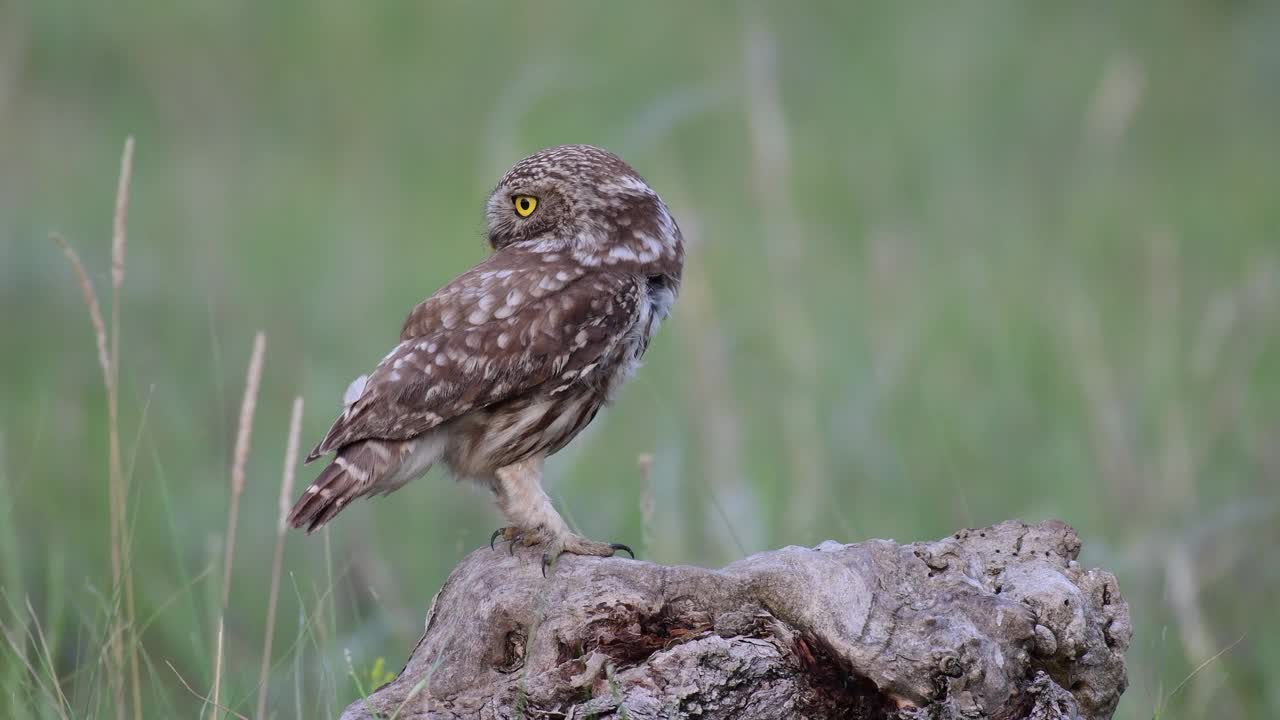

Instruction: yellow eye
[513,195,538,217]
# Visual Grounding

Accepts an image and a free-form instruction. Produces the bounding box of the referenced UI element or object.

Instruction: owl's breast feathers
[307,248,677,463]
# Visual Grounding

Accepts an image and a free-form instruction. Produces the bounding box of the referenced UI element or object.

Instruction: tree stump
[340,519,1130,719]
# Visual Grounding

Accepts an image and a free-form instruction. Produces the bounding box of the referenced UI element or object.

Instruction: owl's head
[484,145,683,269]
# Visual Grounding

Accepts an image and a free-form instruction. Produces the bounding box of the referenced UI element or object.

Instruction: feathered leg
[488,455,633,573]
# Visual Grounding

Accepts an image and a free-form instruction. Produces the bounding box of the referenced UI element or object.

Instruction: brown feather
[287,460,351,532]
[288,441,379,531]
[307,262,644,460]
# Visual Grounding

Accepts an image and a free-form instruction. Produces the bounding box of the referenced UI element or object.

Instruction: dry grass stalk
[213,330,267,713]
[221,330,267,605]
[256,396,305,720]
[111,138,133,292]
[0,608,70,720]
[25,595,72,719]
[110,135,143,720]
[170,656,251,720]
[49,134,138,720]
[53,231,125,720]
[49,235,110,386]
[1084,54,1144,153]
[209,615,224,716]
[636,453,656,556]
[324,527,338,640]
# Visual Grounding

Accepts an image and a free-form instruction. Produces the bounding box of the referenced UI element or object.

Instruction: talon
[541,551,555,577]
[489,526,525,552]
[609,542,635,559]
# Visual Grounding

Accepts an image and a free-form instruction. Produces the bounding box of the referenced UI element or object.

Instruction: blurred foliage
[2,1,1279,717]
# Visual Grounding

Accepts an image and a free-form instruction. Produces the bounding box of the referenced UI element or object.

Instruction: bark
[340,520,1130,720]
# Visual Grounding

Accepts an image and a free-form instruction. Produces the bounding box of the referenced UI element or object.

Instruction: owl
[287,145,684,568]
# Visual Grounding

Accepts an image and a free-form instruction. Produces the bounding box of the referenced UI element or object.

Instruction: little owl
[287,145,684,569]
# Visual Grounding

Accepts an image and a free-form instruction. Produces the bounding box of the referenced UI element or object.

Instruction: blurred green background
[3,1,1279,718]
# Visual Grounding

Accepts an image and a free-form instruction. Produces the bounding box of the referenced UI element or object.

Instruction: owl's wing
[306,256,641,461]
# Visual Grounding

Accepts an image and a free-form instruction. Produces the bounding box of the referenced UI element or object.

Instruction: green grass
[2,1,1279,717]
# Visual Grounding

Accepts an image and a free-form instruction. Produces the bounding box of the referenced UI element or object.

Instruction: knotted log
[341,519,1130,720]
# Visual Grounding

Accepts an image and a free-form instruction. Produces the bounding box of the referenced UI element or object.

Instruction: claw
[490,526,525,553]
[539,539,634,576]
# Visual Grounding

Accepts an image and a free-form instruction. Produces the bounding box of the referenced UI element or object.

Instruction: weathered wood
[341,520,1129,720]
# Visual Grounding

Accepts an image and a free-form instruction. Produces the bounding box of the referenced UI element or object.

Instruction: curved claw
[489,528,504,551]
[609,542,635,559]
[541,552,555,578]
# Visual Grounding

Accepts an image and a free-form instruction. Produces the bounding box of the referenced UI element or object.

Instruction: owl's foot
[489,526,633,574]
[489,525,554,555]
[541,534,634,576]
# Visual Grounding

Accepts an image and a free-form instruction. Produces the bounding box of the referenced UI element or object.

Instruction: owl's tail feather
[287,441,385,533]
